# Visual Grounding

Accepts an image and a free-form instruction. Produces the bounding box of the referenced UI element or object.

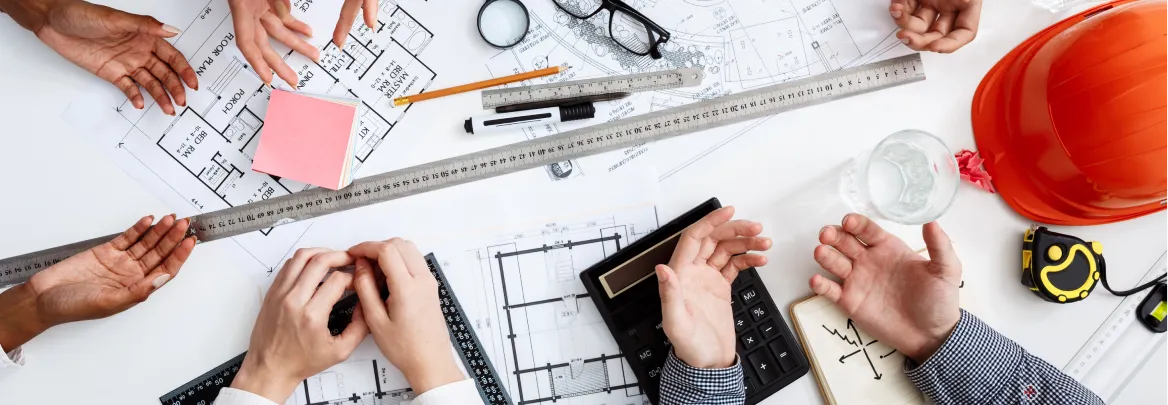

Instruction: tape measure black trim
[159,254,511,405]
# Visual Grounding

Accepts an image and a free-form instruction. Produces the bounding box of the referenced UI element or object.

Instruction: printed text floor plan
[73,0,436,272]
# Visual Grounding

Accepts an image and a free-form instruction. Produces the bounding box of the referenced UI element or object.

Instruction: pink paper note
[253,90,358,190]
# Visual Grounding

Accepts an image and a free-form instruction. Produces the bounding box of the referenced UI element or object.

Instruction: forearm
[906,310,1103,405]
[227,354,302,404]
[0,0,58,32]
[0,284,48,350]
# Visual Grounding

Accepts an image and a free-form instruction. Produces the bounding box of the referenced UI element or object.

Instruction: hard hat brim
[972,0,1164,225]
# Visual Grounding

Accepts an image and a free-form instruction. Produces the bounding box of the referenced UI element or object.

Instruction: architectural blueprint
[283,340,418,405]
[484,0,913,180]
[435,205,660,405]
[67,0,437,274]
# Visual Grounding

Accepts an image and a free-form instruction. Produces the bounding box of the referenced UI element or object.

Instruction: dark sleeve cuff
[904,310,1024,403]
[658,350,745,404]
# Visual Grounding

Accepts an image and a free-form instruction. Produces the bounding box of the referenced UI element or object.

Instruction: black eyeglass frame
[553,0,671,59]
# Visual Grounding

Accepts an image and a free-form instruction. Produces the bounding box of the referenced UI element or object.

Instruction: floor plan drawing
[436,206,660,405]
[70,0,437,274]
[283,341,417,405]
[484,0,912,180]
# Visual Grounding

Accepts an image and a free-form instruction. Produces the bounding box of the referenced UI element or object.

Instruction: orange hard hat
[972,0,1167,225]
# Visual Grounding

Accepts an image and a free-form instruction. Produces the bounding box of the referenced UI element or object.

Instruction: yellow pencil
[393,66,564,107]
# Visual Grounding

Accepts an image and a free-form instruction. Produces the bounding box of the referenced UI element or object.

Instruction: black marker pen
[465,103,596,134]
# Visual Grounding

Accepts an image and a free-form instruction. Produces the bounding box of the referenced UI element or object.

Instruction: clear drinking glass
[1032,0,1100,12]
[839,130,959,225]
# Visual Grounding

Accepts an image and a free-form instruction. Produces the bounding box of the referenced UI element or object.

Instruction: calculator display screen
[599,230,683,298]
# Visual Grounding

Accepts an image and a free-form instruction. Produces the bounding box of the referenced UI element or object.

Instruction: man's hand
[231,249,369,402]
[657,207,772,369]
[1,0,199,115]
[228,0,375,88]
[811,214,961,363]
[350,238,463,394]
[0,215,195,350]
[890,0,982,53]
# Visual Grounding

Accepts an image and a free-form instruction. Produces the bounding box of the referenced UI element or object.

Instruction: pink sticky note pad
[253,90,358,190]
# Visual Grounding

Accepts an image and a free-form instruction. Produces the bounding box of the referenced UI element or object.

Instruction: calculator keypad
[609,267,807,405]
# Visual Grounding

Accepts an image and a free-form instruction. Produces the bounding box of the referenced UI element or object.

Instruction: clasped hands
[230,239,463,402]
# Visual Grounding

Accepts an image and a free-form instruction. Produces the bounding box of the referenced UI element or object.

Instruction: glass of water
[839,130,959,225]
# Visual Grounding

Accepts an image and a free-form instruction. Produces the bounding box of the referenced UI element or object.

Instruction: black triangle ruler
[159,254,511,405]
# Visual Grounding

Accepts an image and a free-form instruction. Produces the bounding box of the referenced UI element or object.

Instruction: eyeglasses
[552,0,671,59]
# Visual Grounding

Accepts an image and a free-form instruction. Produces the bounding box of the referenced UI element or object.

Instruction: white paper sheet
[64,0,439,276]
[277,169,662,405]
[484,0,913,181]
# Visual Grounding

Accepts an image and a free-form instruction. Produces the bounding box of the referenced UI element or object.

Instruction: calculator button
[749,304,769,321]
[747,350,779,385]
[734,312,752,332]
[738,288,760,306]
[646,365,662,382]
[769,340,797,372]
[732,295,743,313]
[636,346,655,364]
[757,319,780,339]
[740,330,762,350]
[623,327,641,345]
[743,376,756,396]
[737,269,754,283]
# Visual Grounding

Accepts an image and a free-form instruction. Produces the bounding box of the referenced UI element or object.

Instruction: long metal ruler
[0,54,925,288]
[480,67,705,109]
[159,255,511,405]
[1064,251,1167,402]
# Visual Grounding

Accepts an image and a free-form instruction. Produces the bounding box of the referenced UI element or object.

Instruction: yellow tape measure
[1022,227,1168,309]
[1021,226,1104,303]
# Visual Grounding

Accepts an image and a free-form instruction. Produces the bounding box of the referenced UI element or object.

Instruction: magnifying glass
[478,0,530,49]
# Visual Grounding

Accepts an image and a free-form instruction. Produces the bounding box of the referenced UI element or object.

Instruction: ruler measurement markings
[0,55,924,287]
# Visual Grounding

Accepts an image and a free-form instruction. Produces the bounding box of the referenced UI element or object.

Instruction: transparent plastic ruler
[481,67,705,109]
[0,54,925,287]
[1064,251,1167,402]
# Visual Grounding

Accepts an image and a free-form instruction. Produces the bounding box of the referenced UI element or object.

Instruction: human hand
[8,0,199,115]
[0,215,195,350]
[350,238,463,394]
[231,249,369,402]
[331,0,377,47]
[889,0,982,53]
[811,214,961,363]
[228,0,317,88]
[657,207,772,369]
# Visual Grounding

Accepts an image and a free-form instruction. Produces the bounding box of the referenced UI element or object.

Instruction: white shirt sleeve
[212,379,482,405]
[0,342,26,374]
[413,379,483,405]
[212,388,279,405]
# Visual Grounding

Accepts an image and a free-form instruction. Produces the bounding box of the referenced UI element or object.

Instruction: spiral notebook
[252,90,360,190]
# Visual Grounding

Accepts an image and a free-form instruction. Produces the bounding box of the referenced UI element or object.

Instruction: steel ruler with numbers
[0,54,925,287]
[159,255,511,405]
[480,67,705,109]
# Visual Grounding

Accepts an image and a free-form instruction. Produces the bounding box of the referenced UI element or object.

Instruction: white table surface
[0,0,1164,404]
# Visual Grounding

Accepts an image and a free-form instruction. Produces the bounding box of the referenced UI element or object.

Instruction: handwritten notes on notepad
[791,295,926,405]
[791,249,979,405]
[253,90,360,190]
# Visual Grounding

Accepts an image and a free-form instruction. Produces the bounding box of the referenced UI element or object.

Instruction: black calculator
[581,198,809,404]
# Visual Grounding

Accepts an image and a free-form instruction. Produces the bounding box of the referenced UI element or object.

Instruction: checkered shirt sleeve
[906,310,1103,405]
[658,350,746,405]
